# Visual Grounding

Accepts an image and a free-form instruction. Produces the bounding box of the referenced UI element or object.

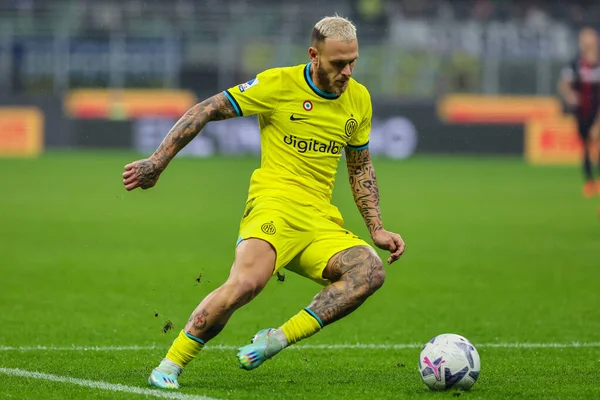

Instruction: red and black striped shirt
[562,57,600,123]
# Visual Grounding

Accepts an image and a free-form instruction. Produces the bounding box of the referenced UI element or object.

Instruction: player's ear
[308,46,319,63]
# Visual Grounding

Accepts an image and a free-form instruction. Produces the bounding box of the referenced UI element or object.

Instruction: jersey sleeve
[223,68,282,117]
[346,89,372,150]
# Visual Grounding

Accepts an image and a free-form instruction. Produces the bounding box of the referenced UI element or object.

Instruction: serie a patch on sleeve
[238,77,259,92]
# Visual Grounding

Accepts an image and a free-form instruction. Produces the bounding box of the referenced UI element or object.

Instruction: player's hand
[565,92,579,107]
[122,158,164,191]
[371,229,405,265]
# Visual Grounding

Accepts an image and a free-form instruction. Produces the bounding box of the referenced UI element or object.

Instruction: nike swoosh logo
[290,114,310,121]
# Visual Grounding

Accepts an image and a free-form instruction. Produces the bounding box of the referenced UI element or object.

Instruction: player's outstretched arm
[122,93,237,191]
[345,147,406,264]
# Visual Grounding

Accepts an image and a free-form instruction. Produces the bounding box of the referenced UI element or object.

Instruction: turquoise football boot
[148,368,180,389]
[237,328,285,370]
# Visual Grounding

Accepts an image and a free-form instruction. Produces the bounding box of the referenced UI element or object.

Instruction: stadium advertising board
[131,101,524,157]
[64,89,197,119]
[525,117,583,165]
[133,114,420,159]
[71,119,133,149]
[438,95,581,164]
[62,96,533,157]
[438,95,562,124]
[0,107,44,157]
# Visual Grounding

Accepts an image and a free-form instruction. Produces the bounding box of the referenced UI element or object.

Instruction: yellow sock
[280,308,323,345]
[164,330,204,368]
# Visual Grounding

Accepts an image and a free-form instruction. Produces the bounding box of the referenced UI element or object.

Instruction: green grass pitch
[0,152,599,399]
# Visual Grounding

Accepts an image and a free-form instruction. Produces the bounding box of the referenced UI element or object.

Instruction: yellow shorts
[236,196,371,286]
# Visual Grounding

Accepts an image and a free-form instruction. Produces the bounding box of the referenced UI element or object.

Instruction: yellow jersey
[224,62,372,224]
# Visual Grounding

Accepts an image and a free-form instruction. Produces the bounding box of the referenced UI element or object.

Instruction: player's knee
[352,253,385,299]
[226,276,264,305]
[366,254,386,293]
[336,247,385,296]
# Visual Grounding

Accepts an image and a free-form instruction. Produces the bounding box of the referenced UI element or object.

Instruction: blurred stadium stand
[0,0,596,162]
[0,0,597,98]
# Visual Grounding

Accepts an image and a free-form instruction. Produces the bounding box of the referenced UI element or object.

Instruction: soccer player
[559,26,600,197]
[122,15,405,389]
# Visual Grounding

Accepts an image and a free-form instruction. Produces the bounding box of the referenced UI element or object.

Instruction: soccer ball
[418,333,480,391]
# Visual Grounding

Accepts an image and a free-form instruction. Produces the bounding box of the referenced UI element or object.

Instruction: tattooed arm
[345,147,383,235]
[345,147,406,264]
[122,93,237,191]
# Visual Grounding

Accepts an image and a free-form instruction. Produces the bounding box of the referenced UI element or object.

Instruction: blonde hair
[311,14,357,46]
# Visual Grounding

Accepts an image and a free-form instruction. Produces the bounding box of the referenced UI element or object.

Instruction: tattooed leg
[309,246,385,325]
[234,245,385,371]
[150,238,274,386]
[184,238,275,342]
[184,295,238,343]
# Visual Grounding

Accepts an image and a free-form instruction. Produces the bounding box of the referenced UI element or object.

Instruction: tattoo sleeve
[151,92,238,167]
[310,246,384,325]
[345,147,383,236]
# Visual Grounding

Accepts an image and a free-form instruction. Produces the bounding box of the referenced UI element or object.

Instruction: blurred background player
[122,15,405,390]
[559,26,600,197]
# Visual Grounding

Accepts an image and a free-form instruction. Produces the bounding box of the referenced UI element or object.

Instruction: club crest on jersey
[303,101,313,111]
[344,117,358,137]
[238,77,259,92]
[261,222,276,235]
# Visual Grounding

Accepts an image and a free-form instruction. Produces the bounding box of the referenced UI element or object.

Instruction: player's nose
[341,64,352,77]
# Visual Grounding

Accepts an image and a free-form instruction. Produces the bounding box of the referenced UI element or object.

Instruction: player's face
[310,39,358,95]
[579,29,598,54]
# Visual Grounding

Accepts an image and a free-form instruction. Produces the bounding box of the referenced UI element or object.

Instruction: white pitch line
[1,342,600,351]
[0,345,162,352]
[475,342,600,349]
[0,368,217,400]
